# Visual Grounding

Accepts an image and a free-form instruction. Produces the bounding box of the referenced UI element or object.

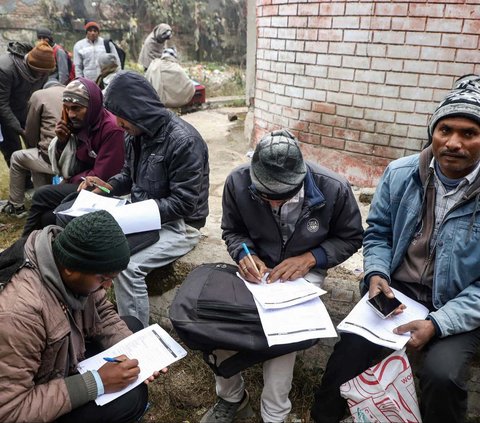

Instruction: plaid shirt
[270,186,304,244]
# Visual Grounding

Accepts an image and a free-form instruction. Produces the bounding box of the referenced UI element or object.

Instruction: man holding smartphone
[311,76,480,423]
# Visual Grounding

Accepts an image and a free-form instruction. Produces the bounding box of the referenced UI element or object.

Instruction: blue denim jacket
[364,148,480,337]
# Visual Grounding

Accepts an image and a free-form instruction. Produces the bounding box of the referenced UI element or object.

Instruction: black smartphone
[367,292,402,319]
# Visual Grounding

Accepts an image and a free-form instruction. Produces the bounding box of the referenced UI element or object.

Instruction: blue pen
[103,357,123,363]
[242,242,260,275]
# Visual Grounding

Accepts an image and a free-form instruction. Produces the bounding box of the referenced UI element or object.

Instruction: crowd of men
[0,18,479,423]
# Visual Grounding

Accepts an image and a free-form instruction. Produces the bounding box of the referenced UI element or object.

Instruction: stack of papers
[337,288,429,350]
[56,190,161,234]
[238,274,337,347]
[77,324,186,405]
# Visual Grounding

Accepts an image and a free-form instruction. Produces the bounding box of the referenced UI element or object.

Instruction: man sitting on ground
[200,129,363,423]
[1,79,64,218]
[0,210,165,422]
[22,77,125,235]
[79,70,209,328]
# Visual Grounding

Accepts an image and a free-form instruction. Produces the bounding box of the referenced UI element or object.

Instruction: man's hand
[77,176,112,193]
[394,319,436,351]
[267,252,316,283]
[144,368,168,385]
[238,255,266,283]
[368,275,406,316]
[55,119,72,143]
[97,355,140,393]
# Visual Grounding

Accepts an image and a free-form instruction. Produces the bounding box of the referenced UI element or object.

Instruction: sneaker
[1,202,27,218]
[200,390,254,423]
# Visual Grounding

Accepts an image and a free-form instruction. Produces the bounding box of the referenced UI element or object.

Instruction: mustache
[439,150,467,158]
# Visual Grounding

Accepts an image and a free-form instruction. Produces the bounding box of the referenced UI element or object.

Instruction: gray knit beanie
[63,79,89,107]
[52,210,130,273]
[250,129,307,200]
[428,75,480,139]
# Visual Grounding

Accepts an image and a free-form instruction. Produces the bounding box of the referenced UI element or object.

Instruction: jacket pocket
[146,154,168,196]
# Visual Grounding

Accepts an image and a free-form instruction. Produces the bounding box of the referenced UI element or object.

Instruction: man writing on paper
[79,71,209,328]
[311,76,480,423]
[0,210,165,423]
[199,130,363,423]
[22,77,125,235]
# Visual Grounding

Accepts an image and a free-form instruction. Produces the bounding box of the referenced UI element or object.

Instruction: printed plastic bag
[340,348,422,422]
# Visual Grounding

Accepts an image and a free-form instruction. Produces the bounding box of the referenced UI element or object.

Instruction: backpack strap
[104,39,111,53]
[0,237,29,291]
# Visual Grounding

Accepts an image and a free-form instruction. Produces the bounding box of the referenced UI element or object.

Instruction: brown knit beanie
[26,41,55,73]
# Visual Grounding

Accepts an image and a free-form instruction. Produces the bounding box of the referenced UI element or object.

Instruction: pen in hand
[81,176,111,194]
[103,357,124,363]
[242,242,261,276]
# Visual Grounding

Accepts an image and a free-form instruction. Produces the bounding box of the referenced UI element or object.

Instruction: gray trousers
[113,219,201,327]
[213,349,297,422]
[9,148,53,206]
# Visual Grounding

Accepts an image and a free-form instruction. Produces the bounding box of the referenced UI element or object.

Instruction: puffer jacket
[221,162,363,269]
[104,71,209,227]
[73,37,120,81]
[0,42,48,133]
[364,146,480,337]
[0,228,131,423]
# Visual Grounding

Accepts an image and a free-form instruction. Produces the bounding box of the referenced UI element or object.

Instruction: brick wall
[254,1,480,186]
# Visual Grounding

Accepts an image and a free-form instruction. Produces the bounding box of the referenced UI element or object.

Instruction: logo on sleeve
[307,218,319,233]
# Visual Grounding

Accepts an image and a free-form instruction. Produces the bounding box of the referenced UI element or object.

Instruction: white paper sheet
[56,189,127,217]
[77,324,186,406]
[55,190,161,234]
[337,288,429,350]
[238,273,326,309]
[255,297,337,346]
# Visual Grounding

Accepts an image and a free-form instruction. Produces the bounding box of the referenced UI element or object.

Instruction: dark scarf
[11,54,44,84]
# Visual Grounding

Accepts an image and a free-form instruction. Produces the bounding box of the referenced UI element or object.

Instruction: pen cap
[53,210,130,273]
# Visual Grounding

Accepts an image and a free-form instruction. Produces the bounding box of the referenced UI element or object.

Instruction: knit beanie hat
[26,41,55,73]
[250,129,307,200]
[63,79,89,107]
[36,28,53,42]
[85,21,100,32]
[52,210,130,273]
[428,75,480,138]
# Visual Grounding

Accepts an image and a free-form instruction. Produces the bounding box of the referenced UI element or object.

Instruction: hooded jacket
[64,77,125,184]
[104,71,209,227]
[0,42,48,134]
[221,162,363,269]
[0,227,131,422]
[364,146,480,337]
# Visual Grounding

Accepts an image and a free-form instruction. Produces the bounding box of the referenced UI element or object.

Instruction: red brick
[456,49,480,63]
[359,132,390,146]
[391,17,426,32]
[298,3,319,16]
[347,118,376,133]
[297,28,319,41]
[375,3,408,16]
[360,17,391,30]
[300,110,322,124]
[332,17,360,29]
[445,4,480,19]
[289,16,308,28]
[283,107,299,119]
[312,103,336,114]
[261,5,279,16]
[464,19,480,35]
[271,16,288,27]
[310,123,333,137]
[346,3,375,16]
[299,132,321,145]
[409,4,445,17]
[372,31,405,45]
[321,137,346,150]
[345,141,374,155]
[308,16,332,29]
[442,34,478,49]
[406,33,441,47]
[438,62,475,76]
[291,120,309,133]
[321,114,347,127]
[320,3,346,16]
[426,18,463,33]
[279,4,297,16]
[373,145,405,160]
[334,127,360,141]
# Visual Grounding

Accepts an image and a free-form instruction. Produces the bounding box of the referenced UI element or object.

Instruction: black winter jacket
[104,71,209,227]
[0,42,47,133]
[221,162,363,269]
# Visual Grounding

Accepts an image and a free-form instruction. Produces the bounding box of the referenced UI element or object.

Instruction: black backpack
[104,39,126,69]
[169,263,319,378]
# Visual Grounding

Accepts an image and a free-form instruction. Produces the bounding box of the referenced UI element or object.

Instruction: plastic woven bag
[340,348,422,422]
